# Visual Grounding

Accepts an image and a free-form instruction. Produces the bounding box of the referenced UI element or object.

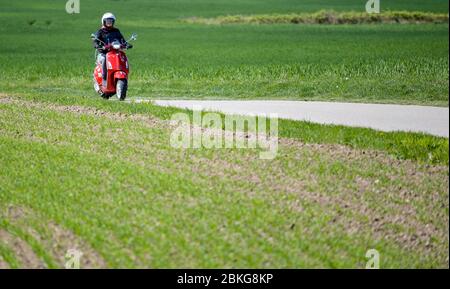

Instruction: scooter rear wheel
[116,79,128,101]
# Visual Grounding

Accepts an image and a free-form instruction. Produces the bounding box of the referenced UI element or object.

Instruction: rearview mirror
[130,33,137,41]
[90,33,96,39]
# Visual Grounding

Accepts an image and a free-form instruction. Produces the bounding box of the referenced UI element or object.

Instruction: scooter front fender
[114,71,127,80]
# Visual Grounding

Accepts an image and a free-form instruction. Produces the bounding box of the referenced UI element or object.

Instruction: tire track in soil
[2,205,107,268]
[0,229,46,269]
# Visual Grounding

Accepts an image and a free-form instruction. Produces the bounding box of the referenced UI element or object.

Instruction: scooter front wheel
[116,79,128,101]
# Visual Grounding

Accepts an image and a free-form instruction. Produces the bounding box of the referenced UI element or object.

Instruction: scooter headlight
[112,43,121,50]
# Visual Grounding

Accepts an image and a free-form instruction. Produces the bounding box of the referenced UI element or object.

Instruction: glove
[126,43,133,49]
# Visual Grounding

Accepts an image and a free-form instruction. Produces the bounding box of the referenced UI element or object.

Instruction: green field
[0,0,448,105]
[0,0,449,269]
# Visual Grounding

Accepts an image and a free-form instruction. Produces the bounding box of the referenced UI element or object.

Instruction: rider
[93,13,132,87]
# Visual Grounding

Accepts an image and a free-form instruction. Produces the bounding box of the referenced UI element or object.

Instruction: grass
[0,244,20,269]
[279,118,449,165]
[0,1,448,105]
[0,0,449,268]
[183,10,450,25]
[0,97,448,268]
[6,90,449,165]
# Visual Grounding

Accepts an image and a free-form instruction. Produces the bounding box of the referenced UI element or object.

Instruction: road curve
[131,99,449,138]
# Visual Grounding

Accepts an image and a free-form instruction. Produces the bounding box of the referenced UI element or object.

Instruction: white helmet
[101,12,116,26]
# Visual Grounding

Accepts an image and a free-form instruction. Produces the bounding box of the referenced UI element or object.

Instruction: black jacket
[93,27,126,54]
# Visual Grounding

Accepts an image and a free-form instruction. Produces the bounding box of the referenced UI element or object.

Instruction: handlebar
[91,33,136,58]
[100,43,133,52]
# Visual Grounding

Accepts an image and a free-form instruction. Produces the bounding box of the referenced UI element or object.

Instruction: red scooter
[91,33,137,100]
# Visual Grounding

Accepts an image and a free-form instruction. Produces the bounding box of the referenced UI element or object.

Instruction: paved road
[133,99,449,137]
